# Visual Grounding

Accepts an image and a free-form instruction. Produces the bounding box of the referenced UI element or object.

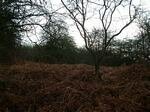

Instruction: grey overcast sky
[50,0,150,47]
[24,0,150,47]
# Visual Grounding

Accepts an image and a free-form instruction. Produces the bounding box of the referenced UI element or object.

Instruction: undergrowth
[0,62,149,112]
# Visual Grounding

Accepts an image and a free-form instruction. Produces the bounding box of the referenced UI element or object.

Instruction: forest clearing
[1,0,150,111]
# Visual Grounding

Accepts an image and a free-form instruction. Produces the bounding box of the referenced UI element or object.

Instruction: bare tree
[61,0,139,79]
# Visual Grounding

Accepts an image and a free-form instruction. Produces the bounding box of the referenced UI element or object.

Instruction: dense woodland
[0,0,150,112]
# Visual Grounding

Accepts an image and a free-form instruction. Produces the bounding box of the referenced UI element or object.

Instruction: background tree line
[18,13,150,66]
[0,0,150,67]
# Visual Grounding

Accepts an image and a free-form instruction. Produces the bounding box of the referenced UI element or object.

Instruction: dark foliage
[0,0,47,63]
[0,0,21,63]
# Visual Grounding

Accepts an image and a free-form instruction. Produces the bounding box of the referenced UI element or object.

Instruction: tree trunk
[94,61,102,80]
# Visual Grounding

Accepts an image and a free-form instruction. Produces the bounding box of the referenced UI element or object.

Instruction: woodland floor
[0,62,150,112]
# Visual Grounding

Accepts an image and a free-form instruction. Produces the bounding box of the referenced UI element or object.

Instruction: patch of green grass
[0,80,7,90]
